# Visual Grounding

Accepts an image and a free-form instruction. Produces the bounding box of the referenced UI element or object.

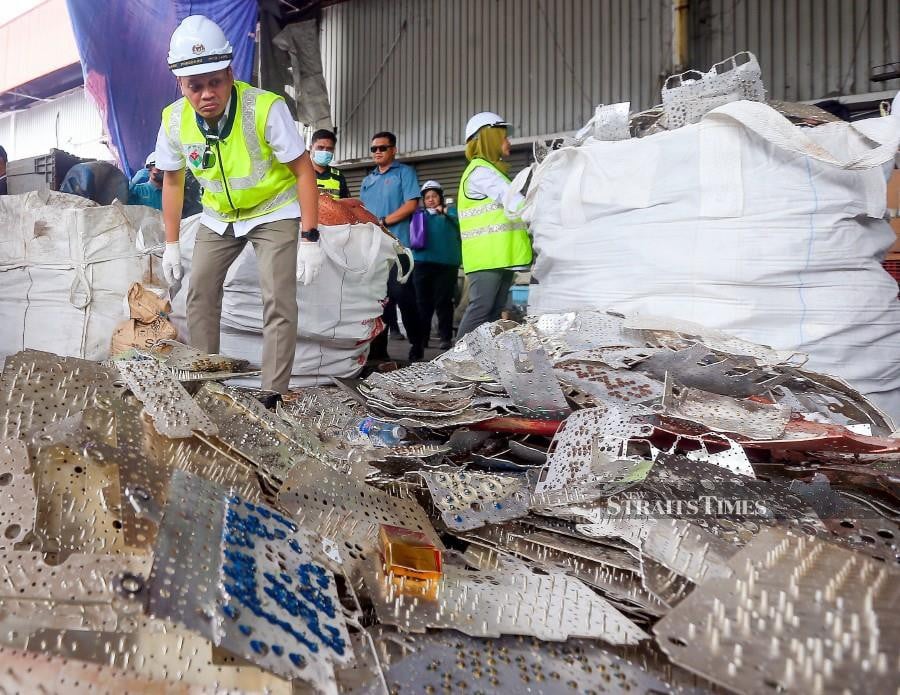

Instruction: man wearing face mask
[309,129,350,199]
[128,152,164,210]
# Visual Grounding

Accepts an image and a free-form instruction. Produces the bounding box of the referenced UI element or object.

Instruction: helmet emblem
[192,43,205,55]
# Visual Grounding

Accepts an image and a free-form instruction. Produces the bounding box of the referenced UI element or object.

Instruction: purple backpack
[409,209,427,250]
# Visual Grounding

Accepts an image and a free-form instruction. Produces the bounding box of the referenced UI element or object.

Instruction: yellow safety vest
[162,80,297,223]
[316,167,343,199]
[457,158,532,273]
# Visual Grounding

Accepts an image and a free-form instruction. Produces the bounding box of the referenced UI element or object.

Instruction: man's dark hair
[0,145,7,163]
[311,129,337,145]
[371,131,396,146]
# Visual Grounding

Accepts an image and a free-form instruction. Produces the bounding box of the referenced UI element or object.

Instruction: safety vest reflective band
[317,167,342,198]
[457,158,532,273]
[162,81,297,223]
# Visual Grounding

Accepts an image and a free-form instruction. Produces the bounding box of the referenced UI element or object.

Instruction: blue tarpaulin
[65,0,257,176]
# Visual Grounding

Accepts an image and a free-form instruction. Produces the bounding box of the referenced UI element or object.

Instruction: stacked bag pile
[521,54,900,419]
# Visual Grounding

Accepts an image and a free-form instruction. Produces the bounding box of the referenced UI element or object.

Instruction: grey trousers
[456,268,514,338]
[187,218,299,393]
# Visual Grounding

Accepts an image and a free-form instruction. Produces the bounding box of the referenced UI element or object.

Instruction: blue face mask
[312,150,334,166]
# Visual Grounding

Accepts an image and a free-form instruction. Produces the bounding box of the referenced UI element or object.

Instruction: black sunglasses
[370,145,393,153]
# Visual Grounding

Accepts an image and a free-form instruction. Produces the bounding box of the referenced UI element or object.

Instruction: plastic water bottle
[345,416,406,447]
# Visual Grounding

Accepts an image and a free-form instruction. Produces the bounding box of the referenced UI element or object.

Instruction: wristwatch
[379,217,387,227]
[300,228,320,242]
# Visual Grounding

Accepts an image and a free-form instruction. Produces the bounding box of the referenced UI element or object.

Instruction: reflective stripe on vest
[457,158,532,273]
[162,81,297,223]
[317,168,342,198]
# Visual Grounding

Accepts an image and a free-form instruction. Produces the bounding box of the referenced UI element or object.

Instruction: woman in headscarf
[455,112,532,338]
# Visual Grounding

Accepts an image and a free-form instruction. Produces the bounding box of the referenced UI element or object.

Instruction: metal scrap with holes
[654,528,900,694]
[277,461,444,579]
[419,467,531,531]
[0,351,124,440]
[367,632,681,695]
[149,470,353,686]
[662,381,791,440]
[535,405,654,493]
[194,382,309,486]
[366,556,648,644]
[0,439,35,547]
[116,359,218,438]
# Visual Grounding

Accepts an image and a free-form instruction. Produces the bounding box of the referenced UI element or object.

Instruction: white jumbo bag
[170,219,400,385]
[523,100,900,419]
[0,191,165,361]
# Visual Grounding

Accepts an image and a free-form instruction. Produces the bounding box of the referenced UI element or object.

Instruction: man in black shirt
[310,129,350,199]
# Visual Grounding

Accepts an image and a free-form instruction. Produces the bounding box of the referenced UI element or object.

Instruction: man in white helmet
[154,15,320,393]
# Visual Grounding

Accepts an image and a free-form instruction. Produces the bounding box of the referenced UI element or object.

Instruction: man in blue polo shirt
[360,130,425,360]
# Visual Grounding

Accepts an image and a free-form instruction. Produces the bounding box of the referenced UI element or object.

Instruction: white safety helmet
[420,180,443,194]
[145,152,156,167]
[464,111,510,141]
[168,15,233,77]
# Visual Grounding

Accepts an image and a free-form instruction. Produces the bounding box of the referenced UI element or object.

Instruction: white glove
[296,241,324,285]
[162,242,182,286]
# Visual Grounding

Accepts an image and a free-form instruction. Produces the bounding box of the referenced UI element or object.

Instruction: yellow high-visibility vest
[457,158,532,273]
[162,80,296,223]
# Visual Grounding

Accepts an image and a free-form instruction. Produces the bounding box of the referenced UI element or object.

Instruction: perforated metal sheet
[622,314,803,366]
[148,469,223,641]
[494,334,571,419]
[25,618,291,693]
[536,406,654,493]
[155,339,251,373]
[217,491,354,683]
[662,382,791,441]
[0,351,124,440]
[30,442,129,555]
[637,343,787,398]
[366,557,648,644]
[0,551,149,634]
[116,360,218,438]
[194,382,307,487]
[565,346,661,370]
[460,320,520,379]
[528,311,636,357]
[462,524,666,618]
[662,51,765,128]
[555,361,664,406]
[655,528,900,694]
[277,462,443,578]
[640,556,695,609]
[419,468,530,531]
[0,439,34,547]
[0,647,208,694]
[148,470,352,685]
[681,435,756,477]
[369,632,679,695]
[574,514,735,585]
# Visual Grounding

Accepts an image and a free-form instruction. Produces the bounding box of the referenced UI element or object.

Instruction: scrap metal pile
[0,310,898,694]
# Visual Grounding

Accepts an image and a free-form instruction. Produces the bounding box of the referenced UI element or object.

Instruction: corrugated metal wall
[322,0,674,163]
[0,88,112,162]
[691,0,900,101]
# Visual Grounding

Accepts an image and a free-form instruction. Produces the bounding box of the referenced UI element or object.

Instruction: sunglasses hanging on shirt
[202,133,220,169]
